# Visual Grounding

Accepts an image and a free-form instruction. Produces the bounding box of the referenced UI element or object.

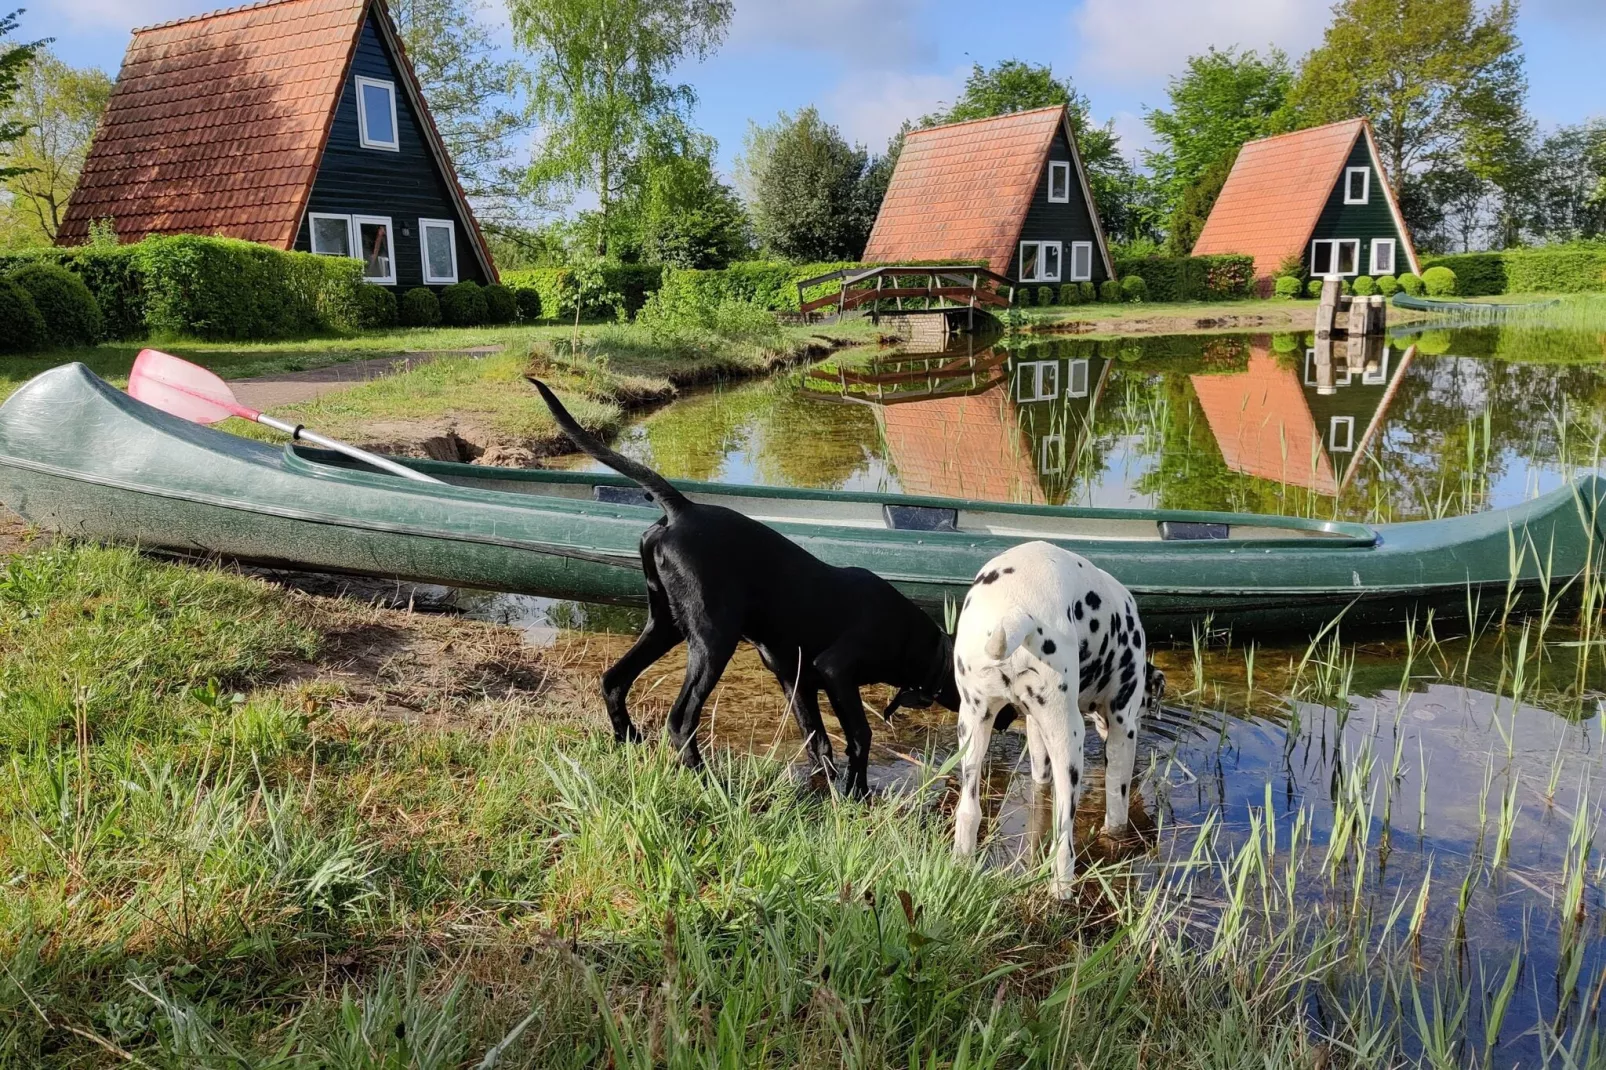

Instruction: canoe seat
[883,504,958,532]
[594,485,655,507]
[1158,521,1229,541]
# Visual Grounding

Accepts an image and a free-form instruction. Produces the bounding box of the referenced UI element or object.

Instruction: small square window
[1344,167,1369,204]
[1370,238,1396,276]
[1066,358,1089,398]
[1048,161,1070,203]
[1039,434,1064,474]
[352,215,395,285]
[356,76,399,150]
[420,218,458,284]
[1069,241,1093,282]
[309,213,352,257]
[1330,416,1355,452]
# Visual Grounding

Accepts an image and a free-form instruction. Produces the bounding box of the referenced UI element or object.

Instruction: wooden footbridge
[794,265,1015,341]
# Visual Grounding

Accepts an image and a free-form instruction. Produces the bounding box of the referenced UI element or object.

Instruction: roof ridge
[1241,117,1366,150]
[907,104,1065,138]
[133,0,362,35]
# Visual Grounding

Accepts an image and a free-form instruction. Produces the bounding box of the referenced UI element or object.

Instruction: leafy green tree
[0,10,44,183]
[1144,47,1291,218]
[633,135,751,268]
[1,49,110,244]
[1164,152,1235,255]
[926,60,1073,124]
[507,0,732,256]
[741,107,874,261]
[1530,120,1606,241]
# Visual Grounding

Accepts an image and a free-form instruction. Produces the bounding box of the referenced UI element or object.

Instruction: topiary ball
[356,284,397,329]
[1306,278,1325,298]
[1376,275,1400,297]
[1036,286,1054,306]
[1271,332,1300,353]
[1273,275,1302,301]
[1078,281,1096,303]
[9,262,101,346]
[1099,279,1123,303]
[1120,275,1147,303]
[439,281,489,326]
[1422,266,1456,297]
[1351,275,1375,297]
[1397,272,1425,296]
[399,287,441,327]
[513,287,543,322]
[1415,329,1453,355]
[1058,283,1080,306]
[483,283,517,325]
[0,279,47,353]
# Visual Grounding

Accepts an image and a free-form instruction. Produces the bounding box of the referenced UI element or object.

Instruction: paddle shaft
[255,413,442,484]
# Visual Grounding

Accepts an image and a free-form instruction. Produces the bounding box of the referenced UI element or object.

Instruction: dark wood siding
[1016,128,1107,283]
[1304,135,1409,277]
[292,16,486,288]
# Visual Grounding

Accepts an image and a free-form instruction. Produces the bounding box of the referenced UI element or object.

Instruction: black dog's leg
[664,629,739,771]
[815,651,873,798]
[601,561,681,743]
[785,682,836,776]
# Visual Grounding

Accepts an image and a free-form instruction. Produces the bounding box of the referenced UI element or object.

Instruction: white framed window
[351,215,396,284]
[308,212,354,258]
[420,218,458,284]
[1370,238,1396,276]
[1304,350,1351,387]
[1047,161,1070,203]
[1310,239,1361,277]
[1019,241,1062,283]
[1039,434,1064,474]
[1068,241,1093,282]
[355,76,399,151]
[1330,416,1355,453]
[1066,358,1089,398]
[1362,347,1391,385]
[1344,167,1369,204]
[1016,360,1060,402]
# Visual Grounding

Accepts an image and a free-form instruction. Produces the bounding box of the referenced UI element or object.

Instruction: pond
[469,319,1606,1064]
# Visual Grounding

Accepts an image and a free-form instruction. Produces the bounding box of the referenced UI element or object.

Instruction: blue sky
[27,0,1605,181]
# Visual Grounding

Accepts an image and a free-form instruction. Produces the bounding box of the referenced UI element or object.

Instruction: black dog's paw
[614,724,645,745]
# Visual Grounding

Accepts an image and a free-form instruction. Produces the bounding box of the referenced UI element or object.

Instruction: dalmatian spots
[1041,639,1057,655]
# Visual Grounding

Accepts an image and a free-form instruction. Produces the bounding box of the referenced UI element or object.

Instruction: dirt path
[231,347,501,410]
[0,508,28,556]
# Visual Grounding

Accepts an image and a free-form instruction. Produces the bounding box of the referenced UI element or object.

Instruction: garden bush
[399,287,441,327]
[1424,244,1606,295]
[502,263,666,320]
[0,279,46,353]
[1351,275,1375,297]
[1376,275,1400,297]
[1422,266,1457,297]
[1037,286,1054,306]
[355,284,396,329]
[0,246,143,340]
[1111,253,1255,301]
[439,281,489,326]
[1120,275,1148,302]
[512,287,542,322]
[1306,279,1324,298]
[1078,281,1097,303]
[1273,275,1303,300]
[138,235,363,339]
[8,262,102,346]
[1397,272,1425,296]
[1058,283,1081,305]
[1271,332,1300,353]
[483,283,517,325]
[1099,279,1123,303]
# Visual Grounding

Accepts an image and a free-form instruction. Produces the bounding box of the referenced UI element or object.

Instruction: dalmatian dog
[951,540,1161,898]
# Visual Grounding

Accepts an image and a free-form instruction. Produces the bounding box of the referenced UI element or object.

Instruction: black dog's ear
[882,686,933,722]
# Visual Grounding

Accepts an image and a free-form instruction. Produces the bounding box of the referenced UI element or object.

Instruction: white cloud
[1108,110,1157,160]
[1070,0,1324,87]
[824,67,965,148]
[730,0,939,69]
[50,0,197,30]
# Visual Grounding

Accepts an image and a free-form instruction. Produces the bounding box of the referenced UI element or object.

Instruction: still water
[473,322,1606,1063]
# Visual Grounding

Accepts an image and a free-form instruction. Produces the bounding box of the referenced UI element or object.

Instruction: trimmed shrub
[1351,275,1375,297]
[439,280,489,326]
[1077,281,1097,303]
[0,279,46,353]
[1120,275,1148,302]
[501,263,668,320]
[1036,286,1054,306]
[1273,275,1302,300]
[1110,253,1255,302]
[1422,266,1456,297]
[136,235,362,339]
[1397,272,1425,296]
[1099,279,1123,303]
[512,287,542,322]
[1306,279,1324,298]
[0,247,144,340]
[9,262,102,346]
[1376,275,1400,297]
[355,284,397,329]
[399,287,441,327]
[1270,332,1300,353]
[1058,283,1081,305]
[1424,245,1606,296]
[483,283,517,325]
[1415,329,1453,355]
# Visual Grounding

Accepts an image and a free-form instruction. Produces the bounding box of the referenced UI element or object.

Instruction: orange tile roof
[864,107,1090,277]
[1192,119,1417,279]
[877,390,1047,504]
[58,0,374,249]
[1190,348,1336,494]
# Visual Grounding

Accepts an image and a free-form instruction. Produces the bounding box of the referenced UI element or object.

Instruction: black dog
[531,379,959,796]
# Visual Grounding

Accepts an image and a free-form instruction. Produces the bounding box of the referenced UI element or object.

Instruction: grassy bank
[0,542,1348,1066]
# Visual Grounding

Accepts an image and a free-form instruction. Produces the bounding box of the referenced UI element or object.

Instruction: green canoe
[0,363,1602,639]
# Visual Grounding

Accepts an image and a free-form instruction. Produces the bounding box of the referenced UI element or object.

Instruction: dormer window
[356,76,399,150]
[1344,166,1369,204]
[1048,160,1070,203]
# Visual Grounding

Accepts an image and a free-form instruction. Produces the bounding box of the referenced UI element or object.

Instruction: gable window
[1066,358,1089,399]
[1344,167,1369,204]
[420,218,458,284]
[1039,434,1064,475]
[1329,416,1355,453]
[1370,238,1396,276]
[308,213,353,258]
[1310,238,1360,276]
[356,76,399,150]
[1019,240,1061,283]
[1017,360,1060,402]
[1047,160,1071,203]
[1068,241,1093,282]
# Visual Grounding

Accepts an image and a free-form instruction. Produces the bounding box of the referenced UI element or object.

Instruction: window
[1016,360,1060,402]
[420,218,458,284]
[1304,349,1351,387]
[1068,241,1093,282]
[1310,239,1361,276]
[1344,167,1369,204]
[1066,358,1089,398]
[1039,434,1064,475]
[1370,238,1396,276]
[1329,416,1355,453]
[1362,347,1391,385]
[355,76,398,150]
[352,215,395,284]
[1019,241,1061,282]
[1047,161,1070,203]
[308,213,353,258]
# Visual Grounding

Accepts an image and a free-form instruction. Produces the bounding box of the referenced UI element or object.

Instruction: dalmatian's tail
[982,609,1036,662]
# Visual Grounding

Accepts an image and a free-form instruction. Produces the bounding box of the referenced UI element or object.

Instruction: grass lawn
[0,542,1347,1066]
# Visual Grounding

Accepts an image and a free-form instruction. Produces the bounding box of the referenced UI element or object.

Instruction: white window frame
[355,76,400,151]
[308,212,355,258]
[1068,241,1093,282]
[1330,416,1355,453]
[1016,360,1060,403]
[1304,349,1352,387]
[1310,239,1362,277]
[1047,161,1071,204]
[1066,358,1089,399]
[351,214,397,285]
[1344,167,1369,204]
[1018,240,1062,283]
[1370,238,1396,277]
[1362,347,1391,386]
[1039,434,1064,475]
[419,217,458,285]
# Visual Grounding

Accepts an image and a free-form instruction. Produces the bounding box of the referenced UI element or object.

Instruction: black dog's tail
[528,378,690,517]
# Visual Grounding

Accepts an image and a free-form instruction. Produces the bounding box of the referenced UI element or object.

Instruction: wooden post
[1347,292,1369,337]
[1316,276,1342,337]
[1369,294,1386,335]
[1313,334,1337,395]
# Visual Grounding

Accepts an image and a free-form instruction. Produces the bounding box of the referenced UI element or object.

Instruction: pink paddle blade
[128,349,257,425]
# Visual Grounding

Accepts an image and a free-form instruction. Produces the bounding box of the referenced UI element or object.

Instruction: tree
[925,60,1074,125]
[392,0,527,221]
[1,50,110,243]
[1143,47,1291,217]
[506,0,732,256]
[1165,152,1236,256]
[0,10,45,182]
[740,107,875,262]
[633,134,750,268]
[1529,121,1606,242]
[1283,0,1527,198]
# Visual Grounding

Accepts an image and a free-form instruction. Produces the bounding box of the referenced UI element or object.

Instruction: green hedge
[0,244,146,339]
[501,264,665,321]
[1111,254,1256,302]
[1424,244,1606,296]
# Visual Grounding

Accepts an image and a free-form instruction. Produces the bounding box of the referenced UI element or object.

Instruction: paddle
[127,349,442,484]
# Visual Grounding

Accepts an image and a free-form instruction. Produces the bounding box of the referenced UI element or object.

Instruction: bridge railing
[793,264,1018,318]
